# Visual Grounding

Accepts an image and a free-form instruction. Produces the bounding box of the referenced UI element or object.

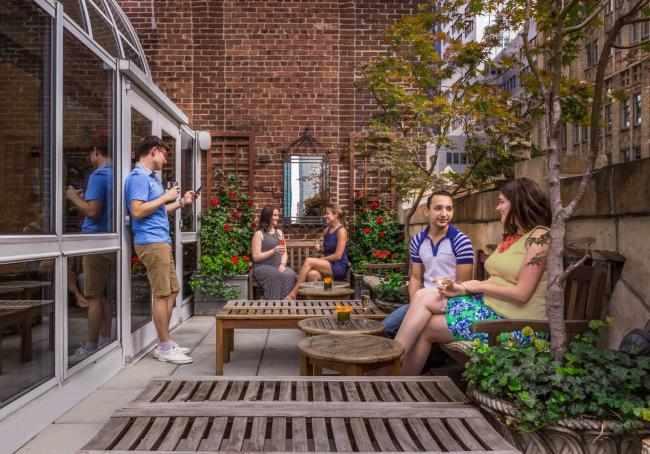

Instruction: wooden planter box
[194,274,249,315]
[469,389,650,454]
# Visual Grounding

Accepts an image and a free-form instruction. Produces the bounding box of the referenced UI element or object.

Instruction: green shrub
[464,322,650,433]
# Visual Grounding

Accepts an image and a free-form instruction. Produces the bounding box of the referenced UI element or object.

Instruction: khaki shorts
[134,243,179,298]
[83,253,116,298]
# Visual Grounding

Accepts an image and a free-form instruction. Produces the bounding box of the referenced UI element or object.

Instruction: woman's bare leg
[287,257,333,299]
[306,270,321,281]
[394,288,447,354]
[401,315,453,375]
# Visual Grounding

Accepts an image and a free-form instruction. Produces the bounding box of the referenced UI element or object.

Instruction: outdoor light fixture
[198,131,211,151]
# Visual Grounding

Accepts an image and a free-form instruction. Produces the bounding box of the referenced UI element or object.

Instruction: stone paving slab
[16,423,104,454]
[14,317,304,453]
[56,388,145,424]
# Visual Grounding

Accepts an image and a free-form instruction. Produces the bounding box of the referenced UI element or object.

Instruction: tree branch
[611,41,650,50]
[565,1,607,33]
[521,10,546,98]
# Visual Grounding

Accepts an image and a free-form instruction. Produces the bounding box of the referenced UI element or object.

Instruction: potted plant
[191,175,254,314]
[349,197,406,273]
[370,271,409,314]
[464,322,650,453]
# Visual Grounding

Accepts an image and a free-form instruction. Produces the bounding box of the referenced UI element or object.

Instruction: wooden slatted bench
[79,376,519,453]
[215,299,386,374]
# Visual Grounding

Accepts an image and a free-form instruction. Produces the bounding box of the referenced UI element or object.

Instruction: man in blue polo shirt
[383,190,474,337]
[125,136,197,365]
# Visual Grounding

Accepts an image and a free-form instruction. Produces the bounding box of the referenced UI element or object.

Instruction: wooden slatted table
[80,376,519,453]
[298,334,403,376]
[298,317,385,336]
[215,299,386,375]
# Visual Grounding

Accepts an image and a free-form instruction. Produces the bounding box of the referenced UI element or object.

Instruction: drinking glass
[323,274,333,290]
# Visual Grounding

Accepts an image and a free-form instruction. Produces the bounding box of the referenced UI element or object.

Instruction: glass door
[123,89,181,358]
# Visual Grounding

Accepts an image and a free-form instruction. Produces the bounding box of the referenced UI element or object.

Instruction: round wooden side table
[297,316,384,336]
[297,284,355,300]
[298,334,403,376]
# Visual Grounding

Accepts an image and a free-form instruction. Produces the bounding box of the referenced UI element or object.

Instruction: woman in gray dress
[251,207,297,298]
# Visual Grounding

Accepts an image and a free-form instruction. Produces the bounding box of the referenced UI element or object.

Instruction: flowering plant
[191,175,254,298]
[348,196,406,272]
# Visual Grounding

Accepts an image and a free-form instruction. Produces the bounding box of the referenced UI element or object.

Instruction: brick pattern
[117,0,422,237]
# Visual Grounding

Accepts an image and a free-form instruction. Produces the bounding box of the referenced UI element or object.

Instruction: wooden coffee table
[215,299,386,374]
[81,375,518,453]
[297,282,354,300]
[298,334,403,376]
[298,316,384,336]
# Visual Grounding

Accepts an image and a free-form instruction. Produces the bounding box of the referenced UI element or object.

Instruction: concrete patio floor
[14,316,302,454]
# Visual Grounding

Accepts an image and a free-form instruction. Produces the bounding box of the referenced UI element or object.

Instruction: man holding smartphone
[125,136,198,364]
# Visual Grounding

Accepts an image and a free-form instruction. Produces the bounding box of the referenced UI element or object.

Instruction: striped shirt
[409,225,474,288]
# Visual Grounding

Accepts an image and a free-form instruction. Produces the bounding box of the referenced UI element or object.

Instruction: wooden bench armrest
[473,319,590,345]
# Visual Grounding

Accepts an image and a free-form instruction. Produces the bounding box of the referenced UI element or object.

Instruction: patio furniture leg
[224,329,232,363]
[299,353,311,376]
[216,319,225,375]
[390,358,401,376]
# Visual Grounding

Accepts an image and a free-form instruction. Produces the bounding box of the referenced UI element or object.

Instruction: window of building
[446,151,452,165]
[621,99,631,129]
[573,124,580,145]
[63,31,115,234]
[0,258,56,409]
[180,131,196,232]
[622,147,631,162]
[560,123,567,149]
[630,23,640,44]
[60,0,87,31]
[182,242,197,300]
[642,21,650,41]
[621,70,630,87]
[582,126,589,144]
[460,153,467,165]
[0,2,53,234]
[633,145,642,160]
[633,93,642,126]
[586,40,598,67]
[67,252,118,368]
[605,104,612,133]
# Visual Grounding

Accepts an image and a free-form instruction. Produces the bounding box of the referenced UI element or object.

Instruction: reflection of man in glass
[66,144,114,363]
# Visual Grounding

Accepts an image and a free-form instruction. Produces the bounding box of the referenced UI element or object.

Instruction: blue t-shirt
[409,224,474,288]
[124,164,170,245]
[81,165,113,233]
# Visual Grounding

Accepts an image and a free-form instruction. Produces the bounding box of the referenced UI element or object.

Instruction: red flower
[247,200,254,207]
[231,210,242,220]
[209,196,221,207]
[228,191,237,199]
[378,231,385,238]
[223,223,233,232]
[375,216,384,225]
[362,227,372,235]
[242,256,250,263]
[369,200,380,210]
[231,255,240,265]
[371,249,391,260]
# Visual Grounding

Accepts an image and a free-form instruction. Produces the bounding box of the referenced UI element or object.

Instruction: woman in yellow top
[395,178,552,374]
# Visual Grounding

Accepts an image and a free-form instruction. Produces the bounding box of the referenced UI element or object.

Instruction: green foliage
[465,325,650,433]
[191,175,254,298]
[374,271,409,303]
[348,197,406,272]
[359,0,530,204]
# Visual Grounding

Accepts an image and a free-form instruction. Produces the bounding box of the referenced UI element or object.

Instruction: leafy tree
[486,0,650,358]
[360,1,530,237]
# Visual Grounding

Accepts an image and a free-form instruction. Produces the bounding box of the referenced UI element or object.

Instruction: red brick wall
[118,0,422,236]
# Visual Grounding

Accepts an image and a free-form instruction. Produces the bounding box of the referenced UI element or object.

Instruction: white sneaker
[153,345,193,364]
[172,342,191,355]
[69,343,98,364]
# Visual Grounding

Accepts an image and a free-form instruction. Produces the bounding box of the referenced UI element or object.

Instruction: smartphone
[194,185,202,194]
